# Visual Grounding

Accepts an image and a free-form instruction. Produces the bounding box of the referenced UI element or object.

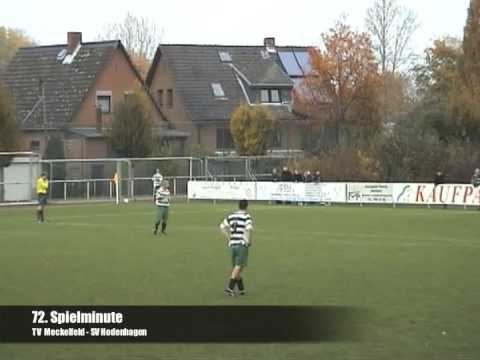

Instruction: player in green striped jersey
[153,180,170,236]
[220,200,253,296]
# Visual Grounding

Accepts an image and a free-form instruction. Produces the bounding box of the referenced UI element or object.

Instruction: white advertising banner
[188,181,480,206]
[393,183,480,206]
[347,183,393,203]
[256,182,305,202]
[317,183,346,203]
[255,182,346,202]
[188,181,256,200]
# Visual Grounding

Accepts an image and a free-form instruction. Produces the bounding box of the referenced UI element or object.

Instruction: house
[3,32,181,160]
[146,37,312,155]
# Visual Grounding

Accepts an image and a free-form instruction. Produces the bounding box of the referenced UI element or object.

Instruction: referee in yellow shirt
[36,173,49,223]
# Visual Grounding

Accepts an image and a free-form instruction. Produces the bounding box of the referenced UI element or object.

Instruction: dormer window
[211,83,226,98]
[260,89,281,103]
[218,51,232,62]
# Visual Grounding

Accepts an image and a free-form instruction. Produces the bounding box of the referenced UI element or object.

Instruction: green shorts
[230,245,249,267]
[155,206,169,222]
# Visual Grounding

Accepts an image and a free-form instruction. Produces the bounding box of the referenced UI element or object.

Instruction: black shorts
[38,194,48,206]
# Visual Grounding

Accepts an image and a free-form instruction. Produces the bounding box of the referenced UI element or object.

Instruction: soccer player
[152,169,163,192]
[153,180,170,235]
[219,200,253,296]
[36,172,49,223]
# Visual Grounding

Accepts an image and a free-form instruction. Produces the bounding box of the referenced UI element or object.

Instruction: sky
[0,0,471,53]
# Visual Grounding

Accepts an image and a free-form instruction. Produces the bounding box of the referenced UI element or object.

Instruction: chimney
[264,37,276,52]
[67,32,82,54]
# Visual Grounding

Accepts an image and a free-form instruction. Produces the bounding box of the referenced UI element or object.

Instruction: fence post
[49,162,53,199]
[127,159,134,201]
[189,158,193,180]
[64,182,67,201]
[86,181,90,200]
[173,178,177,197]
[115,161,121,205]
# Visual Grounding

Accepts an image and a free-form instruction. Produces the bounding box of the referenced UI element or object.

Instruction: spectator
[434,170,447,209]
[281,166,292,182]
[472,168,480,188]
[304,170,313,183]
[313,171,321,183]
[293,169,304,182]
[272,168,280,182]
[434,171,445,186]
[472,168,480,211]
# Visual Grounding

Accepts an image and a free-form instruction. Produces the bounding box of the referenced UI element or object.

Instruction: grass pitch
[0,201,479,360]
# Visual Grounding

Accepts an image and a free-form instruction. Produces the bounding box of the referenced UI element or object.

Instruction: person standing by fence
[35,173,49,223]
[472,168,480,188]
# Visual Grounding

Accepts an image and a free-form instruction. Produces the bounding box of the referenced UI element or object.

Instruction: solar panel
[294,52,311,74]
[278,51,303,76]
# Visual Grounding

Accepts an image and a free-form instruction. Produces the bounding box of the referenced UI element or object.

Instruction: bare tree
[366,0,419,73]
[99,12,163,77]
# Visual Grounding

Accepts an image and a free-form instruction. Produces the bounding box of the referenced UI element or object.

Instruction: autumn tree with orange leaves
[296,20,382,149]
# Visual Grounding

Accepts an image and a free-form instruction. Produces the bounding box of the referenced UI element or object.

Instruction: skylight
[218,51,232,62]
[211,83,226,97]
[261,49,270,59]
[56,49,67,61]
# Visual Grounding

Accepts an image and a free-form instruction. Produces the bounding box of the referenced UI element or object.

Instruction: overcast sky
[0,0,471,52]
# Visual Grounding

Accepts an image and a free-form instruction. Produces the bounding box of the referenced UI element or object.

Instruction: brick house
[146,37,311,155]
[3,32,181,159]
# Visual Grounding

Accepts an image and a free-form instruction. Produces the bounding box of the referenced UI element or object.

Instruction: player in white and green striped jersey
[219,200,253,296]
[153,180,170,235]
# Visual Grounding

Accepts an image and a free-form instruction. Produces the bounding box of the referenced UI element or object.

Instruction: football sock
[161,222,167,233]
[228,279,236,291]
[40,210,44,222]
[36,210,41,222]
[237,278,245,292]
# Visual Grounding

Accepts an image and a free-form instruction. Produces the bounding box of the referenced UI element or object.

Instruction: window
[260,89,269,103]
[167,89,173,108]
[218,51,232,62]
[211,83,226,98]
[260,89,281,103]
[216,128,234,150]
[30,140,40,152]
[271,89,280,103]
[260,49,270,59]
[158,89,164,107]
[96,93,112,114]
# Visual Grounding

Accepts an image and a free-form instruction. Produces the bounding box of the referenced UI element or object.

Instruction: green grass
[0,201,479,360]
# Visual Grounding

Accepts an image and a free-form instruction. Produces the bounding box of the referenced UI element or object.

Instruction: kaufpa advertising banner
[347,183,393,203]
[393,183,480,206]
[188,181,256,200]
